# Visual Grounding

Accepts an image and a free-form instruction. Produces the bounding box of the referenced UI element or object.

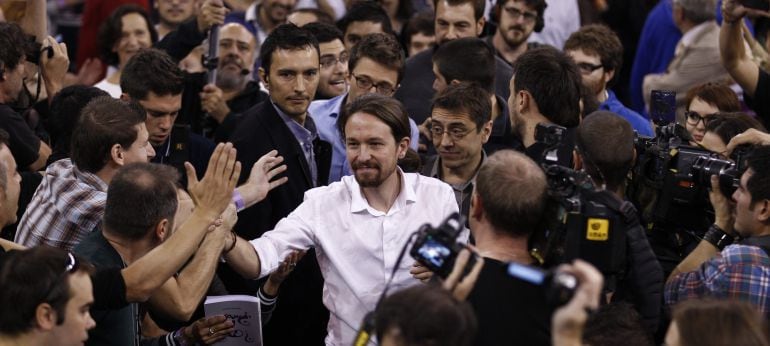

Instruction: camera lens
[692,156,733,186]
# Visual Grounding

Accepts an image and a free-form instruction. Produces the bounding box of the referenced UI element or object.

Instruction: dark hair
[0,246,94,335]
[576,111,635,191]
[375,284,477,346]
[49,86,110,158]
[433,37,495,93]
[476,150,547,235]
[0,22,31,72]
[337,1,393,36]
[71,96,146,173]
[259,23,320,74]
[303,22,344,44]
[377,0,414,22]
[672,299,769,346]
[564,24,624,87]
[433,0,486,20]
[120,48,184,100]
[512,46,582,128]
[684,82,741,113]
[705,112,767,146]
[104,163,179,240]
[289,8,334,25]
[398,148,423,172]
[0,129,9,192]
[432,83,491,131]
[746,145,770,208]
[494,0,547,32]
[404,11,435,43]
[97,5,158,67]
[338,94,411,144]
[582,303,654,346]
[349,32,405,84]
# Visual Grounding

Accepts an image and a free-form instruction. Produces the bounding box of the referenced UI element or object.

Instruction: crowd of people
[3,0,770,345]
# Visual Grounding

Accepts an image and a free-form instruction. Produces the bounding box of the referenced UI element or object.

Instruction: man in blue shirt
[564,24,654,137]
[309,33,419,183]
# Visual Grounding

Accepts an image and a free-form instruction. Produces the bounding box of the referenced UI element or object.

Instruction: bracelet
[172,327,190,346]
[223,231,237,254]
[232,190,246,212]
[703,224,735,251]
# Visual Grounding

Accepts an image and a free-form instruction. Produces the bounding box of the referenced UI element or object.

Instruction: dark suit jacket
[227,100,331,345]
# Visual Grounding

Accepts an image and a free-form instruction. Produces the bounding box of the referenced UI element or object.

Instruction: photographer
[509,46,582,167]
[666,145,770,317]
[464,149,553,346]
[573,111,663,333]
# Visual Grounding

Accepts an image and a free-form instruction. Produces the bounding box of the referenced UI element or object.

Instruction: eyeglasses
[320,52,349,69]
[430,124,477,141]
[577,62,603,74]
[685,111,714,126]
[352,74,396,95]
[503,6,538,23]
[43,252,79,301]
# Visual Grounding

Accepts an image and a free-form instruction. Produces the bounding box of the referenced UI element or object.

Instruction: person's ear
[120,93,130,102]
[111,143,125,166]
[156,219,169,241]
[481,120,493,143]
[475,17,486,37]
[449,79,461,86]
[470,192,484,221]
[398,137,410,159]
[604,68,615,86]
[258,67,268,90]
[757,200,770,223]
[35,303,57,331]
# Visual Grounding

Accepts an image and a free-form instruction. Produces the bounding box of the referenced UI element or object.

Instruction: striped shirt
[665,244,770,317]
[14,159,107,251]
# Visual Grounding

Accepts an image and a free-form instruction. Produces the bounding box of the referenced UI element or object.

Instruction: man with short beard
[225,0,297,47]
[486,0,546,66]
[224,94,463,346]
[197,23,269,141]
[154,0,199,38]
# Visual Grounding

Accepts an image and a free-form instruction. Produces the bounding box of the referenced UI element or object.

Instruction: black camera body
[507,262,577,307]
[410,213,472,279]
[535,123,567,165]
[535,126,630,277]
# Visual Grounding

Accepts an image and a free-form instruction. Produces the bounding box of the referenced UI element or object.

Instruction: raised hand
[237,150,289,208]
[185,142,241,219]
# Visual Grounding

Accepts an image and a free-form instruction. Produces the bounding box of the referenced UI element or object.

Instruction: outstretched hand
[237,150,289,208]
[186,143,241,219]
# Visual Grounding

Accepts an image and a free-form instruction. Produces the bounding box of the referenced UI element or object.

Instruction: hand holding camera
[551,260,604,346]
[40,35,69,97]
[441,248,484,301]
[723,0,770,24]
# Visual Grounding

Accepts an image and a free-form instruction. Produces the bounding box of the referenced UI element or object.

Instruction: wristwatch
[704,224,735,251]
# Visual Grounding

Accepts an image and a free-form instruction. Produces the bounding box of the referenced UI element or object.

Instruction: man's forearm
[19,0,46,42]
[667,240,719,282]
[147,232,225,321]
[720,20,746,71]
[122,211,217,303]
[224,236,262,279]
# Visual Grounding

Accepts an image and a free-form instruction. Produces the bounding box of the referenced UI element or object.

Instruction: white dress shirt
[250,170,462,345]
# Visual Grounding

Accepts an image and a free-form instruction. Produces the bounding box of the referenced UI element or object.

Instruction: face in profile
[50,272,96,346]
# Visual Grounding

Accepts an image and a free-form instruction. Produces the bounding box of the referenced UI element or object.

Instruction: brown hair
[337,94,411,144]
[705,112,767,145]
[475,150,547,235]
[672,299,770,346]
[431,82,492,131]
[684,82,741,113]
[564,24,624,87]
[433,0,486,20]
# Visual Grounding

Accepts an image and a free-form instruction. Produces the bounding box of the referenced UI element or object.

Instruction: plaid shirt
[665,244,770,316]
[14,159,108,251]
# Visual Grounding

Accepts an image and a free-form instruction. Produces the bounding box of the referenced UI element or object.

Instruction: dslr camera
[410,213,473,279]
[507,262,577,307]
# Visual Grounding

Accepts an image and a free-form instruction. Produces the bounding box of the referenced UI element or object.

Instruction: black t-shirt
[466,258,552,346]
[746,67,770,127]
[0,104,40,170]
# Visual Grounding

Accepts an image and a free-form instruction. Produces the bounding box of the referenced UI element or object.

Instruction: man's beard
[216,68,246,91]
[502,26,530,48]
[352,159,386,187]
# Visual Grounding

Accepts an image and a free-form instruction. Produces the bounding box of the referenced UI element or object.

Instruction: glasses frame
[503,6,538,23]
[42,252,79,301]
[430,124,478,142]
[685,111,714,127]
[351,73,396,95]
[320,52,350,69]
[577,62,604,74]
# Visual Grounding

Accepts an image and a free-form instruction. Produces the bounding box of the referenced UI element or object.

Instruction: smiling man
[304,22,349,100]
[224,94,462,346]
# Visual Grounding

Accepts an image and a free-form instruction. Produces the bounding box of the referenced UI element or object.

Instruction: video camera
[534,123,631,277]
[410,213,473,279]
[629,121,750,231]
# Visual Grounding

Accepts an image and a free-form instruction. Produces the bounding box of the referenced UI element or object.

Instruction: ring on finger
[209,327,216,335]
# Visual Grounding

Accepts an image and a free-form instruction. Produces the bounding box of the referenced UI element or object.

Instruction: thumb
[185,161,199,188]
[711,174,721,193]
